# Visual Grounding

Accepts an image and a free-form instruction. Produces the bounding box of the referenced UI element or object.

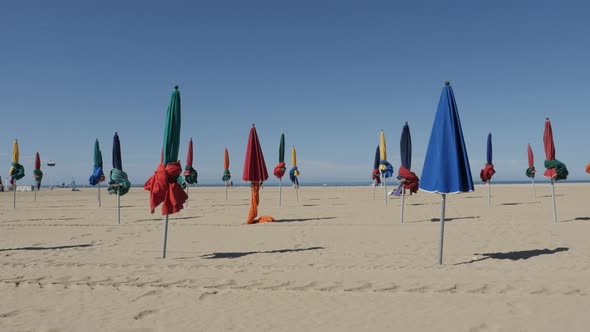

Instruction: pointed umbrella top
[112,132,122,171]
[526,143,536,178]
[486,133,493,165]
[420,82,474,193]
[243,124,268,182]
[400,123,412,170]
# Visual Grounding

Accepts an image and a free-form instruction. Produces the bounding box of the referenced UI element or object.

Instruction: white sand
[1,183,590,331]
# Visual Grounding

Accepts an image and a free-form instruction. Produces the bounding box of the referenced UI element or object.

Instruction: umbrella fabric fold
[34,152,43,190]
[89,139,105,186]
[480,164,496,182]
[108,169,131,196]
[145,86,188,215]
[184,138,198,184]
[145,161,188,214]
[398,166,419,193]
[222,148,231,181]
[379,160,394,178]
[586,163,590,174]
[543,118,568,181]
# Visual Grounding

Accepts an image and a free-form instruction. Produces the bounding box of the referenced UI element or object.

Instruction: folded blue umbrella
[420,82,474,194]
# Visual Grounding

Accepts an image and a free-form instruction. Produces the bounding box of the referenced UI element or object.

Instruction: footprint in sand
[133,309,158,320]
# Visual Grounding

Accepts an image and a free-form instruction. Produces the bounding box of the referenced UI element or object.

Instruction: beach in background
[1,183,590,331]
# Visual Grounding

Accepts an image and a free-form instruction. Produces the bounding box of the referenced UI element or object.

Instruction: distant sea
[32,179,590,189]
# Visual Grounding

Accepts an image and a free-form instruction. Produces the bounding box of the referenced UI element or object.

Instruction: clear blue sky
[1,0,590,185]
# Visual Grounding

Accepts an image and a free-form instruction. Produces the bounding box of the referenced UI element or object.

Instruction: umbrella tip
[174,85,179,90]
[252,123,255,127]
[546,117,549,120]
[444,81,450,86]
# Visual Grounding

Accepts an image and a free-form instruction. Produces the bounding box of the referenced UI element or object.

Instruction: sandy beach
[1,183,590,331]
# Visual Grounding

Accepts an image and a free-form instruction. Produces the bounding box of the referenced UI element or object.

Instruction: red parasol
[243,125,269,182]
[543,118,556,178]
[242,124,273,224]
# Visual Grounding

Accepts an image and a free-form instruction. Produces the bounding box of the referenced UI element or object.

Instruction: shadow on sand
[500,202,540,206]
[275,217,337,223]
[0,244,93,252]
[575,217,590,221]
[200,246,325,259]
[454,247,569,265]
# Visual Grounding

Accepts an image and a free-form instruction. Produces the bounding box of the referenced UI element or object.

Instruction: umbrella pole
[400,187,405,223]
[98,182,101,207]
[13,180,16,208]
[382,174,388,207]
[34,185,37,201]
[186,186,189,207]
[532,178,536,199]
[488,181,491,208]
[438,194,447,265]
[117,187,121,225]
[551,179,557,224]
[162,215,169,259]
[372,180,376,200]
[279,179,282,208]
[225,181,228,200]
[296,185,299,201]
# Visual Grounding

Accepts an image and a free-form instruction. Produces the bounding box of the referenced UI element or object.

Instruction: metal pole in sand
[400,187,405,223]
[13,180,16,208]
[551,179,557,224]
[487,181,491,208]
[162,215,169,259]
[438,194,447,265]
[117,187,121,225]
[279,179,282,208]
[225,182,228,200]
[532,178,536,199]
[97,182,101,207]
[383,174,388,207]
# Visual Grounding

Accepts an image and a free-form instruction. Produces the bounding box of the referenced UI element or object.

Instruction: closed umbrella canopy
[398,123,419,194]
[480,133,496,182]
[89,139,105,185]
[543,118,568,181]
[274,133,286,178]
[243,124,273,224]
[9,139,25,185]
[184,138,198,184]
[243,125,269,182]
[526,144,536,178]
[108,133,131,196]
[289,146,300,188]
[222,148,231,182]
[144,86,188,215]
[421,82,474,194]
[33,152,43,190]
